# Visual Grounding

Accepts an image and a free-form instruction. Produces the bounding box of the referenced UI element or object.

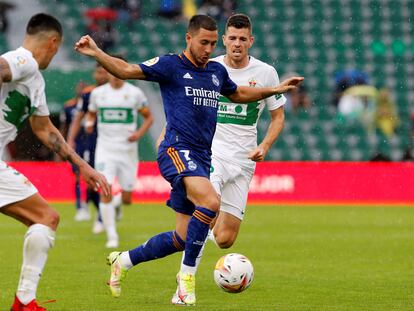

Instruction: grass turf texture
[1,203,414,310]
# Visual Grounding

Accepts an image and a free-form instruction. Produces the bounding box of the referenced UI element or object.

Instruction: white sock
[112,193,122,208]
[100,202,118,241]
[17,224,55,305]
[120,251,133,270]
[208,228,218,246]
[180,263,197,275]
[180,232,208,275]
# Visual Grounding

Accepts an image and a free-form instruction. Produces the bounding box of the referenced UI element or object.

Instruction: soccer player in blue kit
[75,15,303,306]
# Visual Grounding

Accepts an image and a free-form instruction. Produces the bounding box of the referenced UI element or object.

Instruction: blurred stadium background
[2,2,414,310]
[2,0,413,163]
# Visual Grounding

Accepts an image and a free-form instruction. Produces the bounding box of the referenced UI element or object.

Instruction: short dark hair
[26,13,62,37]
[187,15,217,34]
[225,14,252,33]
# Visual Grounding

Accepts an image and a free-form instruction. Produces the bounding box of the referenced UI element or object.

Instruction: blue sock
[183,206,216,267]
[128,231,185,266]
[87,189,101,221]
[75,180,81,210]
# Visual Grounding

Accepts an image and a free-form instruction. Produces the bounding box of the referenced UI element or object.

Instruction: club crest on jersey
[212,74,219,86]
[248,77,257,87]
[143,57,159,66]
[16,56,27,66]
[188,160,197,171]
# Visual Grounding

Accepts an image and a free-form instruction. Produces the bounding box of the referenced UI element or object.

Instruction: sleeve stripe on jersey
[167,147,185,173]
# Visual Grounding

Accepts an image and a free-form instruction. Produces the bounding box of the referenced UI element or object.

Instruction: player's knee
[44,208,60,230]
[122,198,132,205]
[204,195,220,213]
[215,234,235,249]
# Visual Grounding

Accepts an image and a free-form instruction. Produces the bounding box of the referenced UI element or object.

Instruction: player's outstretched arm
[226,76,304,103]
[30,115,111,196]
[74,35,145,80]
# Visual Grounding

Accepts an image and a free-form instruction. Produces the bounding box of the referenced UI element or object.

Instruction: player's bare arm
[29,115,110,195]
[128,107,154,142]
[74,35,145,80]
[0,57,12,86]
[227,76,304,103]
[66,109,85,148]
[84,111,97,134]
[156,125,166,151]
[248,106,285,162]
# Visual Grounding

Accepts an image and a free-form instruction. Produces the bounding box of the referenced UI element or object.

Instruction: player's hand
[74,35,100,57]
[274,76,304,94]
[79,163,111,196]
[248,145,268,162]
[127,132,141,142]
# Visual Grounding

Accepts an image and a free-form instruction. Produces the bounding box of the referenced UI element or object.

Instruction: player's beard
[190,46,209,67]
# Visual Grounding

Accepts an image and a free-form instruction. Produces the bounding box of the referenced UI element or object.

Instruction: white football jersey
[0,47,49,158]
[89,82,148,151]
[211,55,286,167]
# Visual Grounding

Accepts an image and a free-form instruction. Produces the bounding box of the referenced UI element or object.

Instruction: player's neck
[224,55,249,69]
[110,81,124,89]
[22,39,43,67]
[183,50,206,68]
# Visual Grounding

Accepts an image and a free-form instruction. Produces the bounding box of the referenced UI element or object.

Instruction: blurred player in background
[75,14,302,306]
[172,13,287,303]
[0,13,109,311]
[59,81,89,220]
[85,56,153,248]
[67,64,108,232]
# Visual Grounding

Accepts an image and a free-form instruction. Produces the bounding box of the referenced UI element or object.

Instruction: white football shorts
[210,155,254,220]
[95,147,138,192]
[0,160,38,208]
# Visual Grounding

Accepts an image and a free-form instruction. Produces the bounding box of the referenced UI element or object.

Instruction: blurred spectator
[337,85,377,132]
[183,0,197,20]
[374,88,399,138]
[59,81,87,140]
[90,21,118,52]
[332,69,369,107]
[108,0,141,25]
[281,72,311,113]
[198,0,236,22]
[0,1,14,33]
[158,0,182,19]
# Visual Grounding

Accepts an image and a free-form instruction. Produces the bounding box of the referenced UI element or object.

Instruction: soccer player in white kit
[85,59,153,248]
[172,13,286,304]
[0,14,109,311]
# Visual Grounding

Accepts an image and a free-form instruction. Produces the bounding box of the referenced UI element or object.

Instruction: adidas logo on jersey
[183,72,193,79]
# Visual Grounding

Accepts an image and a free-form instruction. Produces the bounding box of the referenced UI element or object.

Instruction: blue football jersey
[140,53,237,150]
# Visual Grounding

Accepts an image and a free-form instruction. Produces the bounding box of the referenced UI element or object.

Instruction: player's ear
[185,32,191,45]
[222,34,226,46]
[249,35,254,48]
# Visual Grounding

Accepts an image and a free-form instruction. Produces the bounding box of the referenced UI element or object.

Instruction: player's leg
[176,155,227,274]
[115,153,137,221]
[0,162,59,307]
[86,139,101,226]
[173,176,218,305]
[211,169,252,248]
[95,152,118,247]
[106,210,188,298]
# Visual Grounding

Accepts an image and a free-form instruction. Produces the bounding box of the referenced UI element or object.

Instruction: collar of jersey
[179,51,209,69]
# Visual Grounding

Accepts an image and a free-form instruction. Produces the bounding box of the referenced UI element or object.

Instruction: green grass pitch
[1,203,414,310]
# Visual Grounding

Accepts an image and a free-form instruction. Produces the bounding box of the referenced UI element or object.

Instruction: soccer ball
[213,253,254,293]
